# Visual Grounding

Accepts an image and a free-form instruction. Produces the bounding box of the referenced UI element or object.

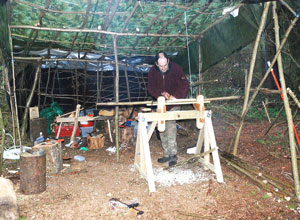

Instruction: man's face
[156,57,169,73]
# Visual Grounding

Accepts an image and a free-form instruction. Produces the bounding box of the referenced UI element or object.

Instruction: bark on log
[0,177,19,220]
[20,149,46,194]
[32,141,63,173]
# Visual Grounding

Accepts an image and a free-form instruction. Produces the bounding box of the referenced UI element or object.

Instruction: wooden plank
[29,107,39,119]
[55,122,62,139]
[203,125,210,170]
[147,121,157,141]
[56,115,102,123]
[195,127,204,154]
[139,110,205,122]
[140,119,156,192]
[206,115,224,183]
[70,104,80,146]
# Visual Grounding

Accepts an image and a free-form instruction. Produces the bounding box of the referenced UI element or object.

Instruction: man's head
[155,52,169,74]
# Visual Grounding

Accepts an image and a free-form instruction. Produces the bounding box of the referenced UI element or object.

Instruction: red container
[79,121,94,127]
[55,125,80,137]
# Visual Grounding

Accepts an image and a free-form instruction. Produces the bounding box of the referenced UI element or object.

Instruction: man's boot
[157,156,170,163]
[168,155,178,166]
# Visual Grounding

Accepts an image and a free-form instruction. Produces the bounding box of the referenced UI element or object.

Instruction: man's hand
[161,92,170,99]
[161,92,176,100]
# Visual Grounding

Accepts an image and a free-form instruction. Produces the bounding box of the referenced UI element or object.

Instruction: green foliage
[288,204,296,210]
[256,132,289,150]
[261,194,270,199]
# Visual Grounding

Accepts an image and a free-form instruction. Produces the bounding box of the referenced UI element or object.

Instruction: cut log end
[0,178,19,220]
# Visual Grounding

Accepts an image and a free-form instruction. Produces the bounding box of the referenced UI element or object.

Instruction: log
[87,135,105,149]
[32,141,63,174]
[20,149,46,194]
[0,177,19,220]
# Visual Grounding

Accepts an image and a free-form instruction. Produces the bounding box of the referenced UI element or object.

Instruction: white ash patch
[153,167,214,187]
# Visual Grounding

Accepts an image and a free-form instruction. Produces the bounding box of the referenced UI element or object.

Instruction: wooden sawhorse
[134,96,224,192]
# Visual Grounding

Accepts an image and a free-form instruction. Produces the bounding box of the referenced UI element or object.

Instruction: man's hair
[154,51,169,63]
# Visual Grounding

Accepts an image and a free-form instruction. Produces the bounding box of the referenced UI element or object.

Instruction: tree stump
[0,177,19,220]
[20,149,46,194]
[32,141,63,174]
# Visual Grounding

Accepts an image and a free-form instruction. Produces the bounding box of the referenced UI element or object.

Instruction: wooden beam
[97,96,241,106]
[13,0,127,16]
[10,25,197,38]
[139,110,205,122]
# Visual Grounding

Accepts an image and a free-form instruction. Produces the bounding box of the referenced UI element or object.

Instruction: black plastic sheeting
[13,48,159,73]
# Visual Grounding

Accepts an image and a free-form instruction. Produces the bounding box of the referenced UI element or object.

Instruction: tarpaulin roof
[1,0,300,73]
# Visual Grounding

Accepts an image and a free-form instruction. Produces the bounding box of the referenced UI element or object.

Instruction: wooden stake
[113,35,120,160]
[272,1,300,201]
[70,104,80,146]
[262,101,271,123]
[124,61,131,102]
[287,88,300,109]
[0,109,5,176]
[9,26,22,149]
[20,62,41,139]
[231,2,271,155]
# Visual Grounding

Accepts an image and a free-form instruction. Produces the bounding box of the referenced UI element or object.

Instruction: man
[147,52,189,166]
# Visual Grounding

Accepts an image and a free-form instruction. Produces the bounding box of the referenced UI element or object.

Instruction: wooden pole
[96,61,99,105]
[51,66,57,103]
[99,61,104,102]
[75,61,78,105]
[37,65,41,108]
[10,25,197,38]
[42,65,51,108]
[97,95,241,106]
[83,62,87,107]
[20,62,42,139]
[272,1,300,200]
[231,2,270,155]
[9,26,22,149]
[198,39,202,95]
[113,35,120,160]
[124,61,131,102]
[0,109,5,176]
[287,88,300,109]
[264,105,284,136]
[237,12,299,122]
[3,64,16,142]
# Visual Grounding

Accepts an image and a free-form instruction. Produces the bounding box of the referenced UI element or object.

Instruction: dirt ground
[5,113,300,219]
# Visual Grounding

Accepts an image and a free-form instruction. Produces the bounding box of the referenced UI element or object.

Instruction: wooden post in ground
[70,104,80,147]
[272,1,300,201]
[124,61,131,102]
[9,26,22,150]
[96,61,100,105]
[0,109,5,176]
[113,35,120,160]
[20,62,41,139]
[231,3,299,154]
[231,2,271,155]
[198,39,202,95]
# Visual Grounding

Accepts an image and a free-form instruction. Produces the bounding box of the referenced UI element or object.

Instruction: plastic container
[79,121,94,137]
[55,125,80,137]
[79,121,94,127]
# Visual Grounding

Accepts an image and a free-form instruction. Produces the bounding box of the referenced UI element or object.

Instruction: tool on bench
[109,198,144,215]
